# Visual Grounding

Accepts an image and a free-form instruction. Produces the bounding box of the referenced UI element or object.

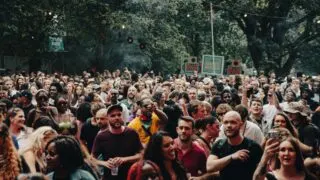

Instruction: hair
[250,98,263,106]
[216,103,233,114]
[90,102,106,117]
[0,123,21,179]
[274,137,316,179]
[195,116,217,131]
[235,104,249,122]
[178,116,195,129]
[45,136,84,172]
[187,100,202,116]
[50,82,63,94]
[19,126,57,171]
[5,107,23,127]
[143,131,187,180]
[76,102,92,123]
[178,92,190,104]
[271,113,299,138]
[127,160,163,180]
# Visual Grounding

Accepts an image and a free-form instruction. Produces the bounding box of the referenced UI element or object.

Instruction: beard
[110,121,123,129]
[224,129,240,138]
[179,134,191,143]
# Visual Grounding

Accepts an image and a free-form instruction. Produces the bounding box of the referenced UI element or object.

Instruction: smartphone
[267,129,281,140]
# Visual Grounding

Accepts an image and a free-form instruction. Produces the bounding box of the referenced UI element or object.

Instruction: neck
[164,159,173,172]
[279,166,301,177]
[10,126,21,136]
[178,138,192,151]
[250,113,262,121]
[201,131,213,142]
[109,126,124,134]
[228,134,244,146]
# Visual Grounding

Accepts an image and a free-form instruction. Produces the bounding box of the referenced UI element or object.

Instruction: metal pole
[210,3,215,74]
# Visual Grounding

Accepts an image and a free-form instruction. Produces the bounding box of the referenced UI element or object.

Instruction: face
[30,86,38,96]
[4,80,13,90]
[127,87,137,99]
[36,92,49,108]
[188,89,197,100]
[176,120,193,143]
[49,86,58,98]
[42,131,57,151]
[223,114,242,138]
[193,105,206,120]
[46,142,60,169]
[75,86,83,95]
[278,141,296,167]
[222,93,232,104]
[208,121,220,138]
[108,109,123,129]
[141,99,153,118]
[162,136,175,161]
[287,112,299,126]
[10,110,25,129]
[285,92,295,102]
[274,115,287,128]
[57,99,68,113]
[67,83,73,93]
[95,112,108,129]
[250,101,263,115]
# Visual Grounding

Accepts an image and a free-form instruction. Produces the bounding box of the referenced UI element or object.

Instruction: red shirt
[174,139,207,177]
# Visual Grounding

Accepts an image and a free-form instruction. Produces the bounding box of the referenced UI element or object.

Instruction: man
[92,104,143,180]
[284,102,320,157]
[188,87,197,101]
[174,116,207,177]
[80,104,105,152]
[18,90,35,124]
[207,111,262,180]
[121,86,137,117]
[128,98,168,145]
[108,89,129,123]
[187,100,206,121]
[219,105,264,146]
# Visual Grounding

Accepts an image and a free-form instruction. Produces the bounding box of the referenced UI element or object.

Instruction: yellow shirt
[128,113,160,144]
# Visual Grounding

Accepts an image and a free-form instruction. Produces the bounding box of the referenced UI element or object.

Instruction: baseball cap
[107,104,123,115]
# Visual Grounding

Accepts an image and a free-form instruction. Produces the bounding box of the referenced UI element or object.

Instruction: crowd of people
[0,68,319,180]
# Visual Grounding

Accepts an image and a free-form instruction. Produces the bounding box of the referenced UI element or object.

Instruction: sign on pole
[227,59,242,75]
[202,55,224,75]
[48,36,64,52]
[181,56,200,75]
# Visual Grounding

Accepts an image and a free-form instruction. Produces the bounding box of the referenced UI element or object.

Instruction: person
[174,116,207,177]
[144,131,188,180]
[194,116,220,157]
[271,112,298,138]
[121,86,138,118]
[19,126,58,173]
[207,111,263,180]
[187,100,206,121]
[92,104,143,180]
[0,122,23,179]
[45,136,96,179]
[128,98,168,145]
[127,160,164,180]
[163,91,183,138]
[253,137,317,180]
[18,90,35,124]
[6,107,32,148]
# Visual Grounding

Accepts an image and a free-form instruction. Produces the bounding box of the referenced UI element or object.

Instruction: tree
[210,0,320,77]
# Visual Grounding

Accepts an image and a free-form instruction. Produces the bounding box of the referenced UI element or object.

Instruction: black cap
[21,90,33,101]
[107,104,123,115]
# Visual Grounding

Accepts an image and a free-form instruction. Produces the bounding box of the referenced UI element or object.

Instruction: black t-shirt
[211,137,262,180]
[298,123,320,157]
[92,127,143,180]
[80,118,100,152]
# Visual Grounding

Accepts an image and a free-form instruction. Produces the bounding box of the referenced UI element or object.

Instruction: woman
[19,126,57,173]
[127,160,163,180]
[0,122,22,179]
[45,136,96,179]
[271,113,298,138]
[253,137,317,180]
[144,131,187,180]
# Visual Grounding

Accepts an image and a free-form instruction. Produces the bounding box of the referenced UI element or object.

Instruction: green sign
[202,55,224,75]
[48,36,64,52]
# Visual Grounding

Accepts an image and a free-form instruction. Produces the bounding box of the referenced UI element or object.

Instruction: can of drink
[111,166,118,176]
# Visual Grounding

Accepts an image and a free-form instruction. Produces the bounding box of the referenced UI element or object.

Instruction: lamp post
[210,3,215,74]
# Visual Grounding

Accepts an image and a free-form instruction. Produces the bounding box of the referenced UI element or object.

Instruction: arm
[154,109,168,130]
[113,151,142,165]
[206,154,233,173]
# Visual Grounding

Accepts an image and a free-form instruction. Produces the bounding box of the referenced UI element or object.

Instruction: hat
[21,90,33,100]
[283,102,308,117]
[107,104,123,115]
[92,84,101,90]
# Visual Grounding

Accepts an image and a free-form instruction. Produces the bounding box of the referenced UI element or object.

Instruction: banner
[48,36,64,52]
[201,55,224,75]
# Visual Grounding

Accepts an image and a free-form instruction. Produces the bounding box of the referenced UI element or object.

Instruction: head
[127,160,163,180]
[284,90,296,102]
[188,88,197,101]
[139,98,154,119]
[216,103,233,122]
[234,104,249,122]
[49,82,63,98]
[7,107,25,129]
[176,116,194,143]
[275,137,306,172]
[144,131,176,164]
[127,86,138,100]
[221,89,232,104]
[109,89,119,104]
[95,108,108,130]
[76,102,92,123]
[56,97,68,113]
[45,136,84,172]
[284,102,308,126]
[35,89,49,109]
[249,98,263,116]
[187,100,205,121]
[107,104,124,129]
[195,116,220,139]
[222,111,242,138]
